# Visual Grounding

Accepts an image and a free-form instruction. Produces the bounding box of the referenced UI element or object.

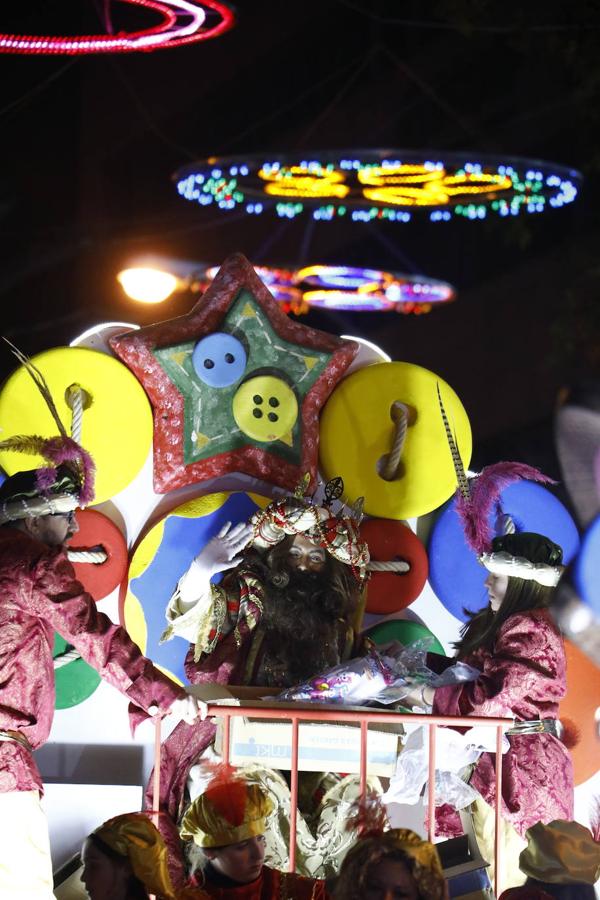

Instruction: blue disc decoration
[428,481,581,622]
[573,514,600,617]
[192,332,247,388]
[125,491,267,683]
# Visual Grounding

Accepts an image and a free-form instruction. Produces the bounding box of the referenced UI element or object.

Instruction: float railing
[182,704,513,897]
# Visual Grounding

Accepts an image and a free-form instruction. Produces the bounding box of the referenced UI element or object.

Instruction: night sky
[1,0,599,483]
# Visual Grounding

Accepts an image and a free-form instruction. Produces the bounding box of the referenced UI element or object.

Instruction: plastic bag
[382,724,510,809]
[275,640,480,706]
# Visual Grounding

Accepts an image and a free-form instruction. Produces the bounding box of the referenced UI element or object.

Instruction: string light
[174,150,581,222]
[0,0,234,55]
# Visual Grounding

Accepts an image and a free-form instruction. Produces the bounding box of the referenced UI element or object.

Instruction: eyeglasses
[50,510,77,524]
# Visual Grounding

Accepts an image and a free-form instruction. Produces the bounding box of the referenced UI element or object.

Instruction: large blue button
[192,332,247,388]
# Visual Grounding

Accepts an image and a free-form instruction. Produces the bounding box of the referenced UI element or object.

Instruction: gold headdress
[180,768,274,849]
[250,477,369,582]
[92,813,186,899]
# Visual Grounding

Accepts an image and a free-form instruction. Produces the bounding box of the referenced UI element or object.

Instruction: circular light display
[174,149,581,222]
[0,0,234,55]
[202,262,455,314]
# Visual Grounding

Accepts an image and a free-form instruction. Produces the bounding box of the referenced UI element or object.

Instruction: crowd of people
[0,362,597,898]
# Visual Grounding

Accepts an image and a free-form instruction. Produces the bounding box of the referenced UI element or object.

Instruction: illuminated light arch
[201,262,456,315]
[174,150,581,222]
[0,0,234,55]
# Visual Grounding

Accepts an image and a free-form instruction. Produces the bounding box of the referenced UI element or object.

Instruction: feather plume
[2,337,67,437]
[436,383,470,501]
[204,764,248,827]
[345,791,389,838]
[457,462,555,555]
[0,434,48,456]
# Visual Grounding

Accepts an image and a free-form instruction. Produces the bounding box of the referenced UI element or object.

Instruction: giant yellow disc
[0,346,152,503]
[319,361,471,519]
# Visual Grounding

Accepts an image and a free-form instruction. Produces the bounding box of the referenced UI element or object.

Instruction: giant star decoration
[110,254,358,493]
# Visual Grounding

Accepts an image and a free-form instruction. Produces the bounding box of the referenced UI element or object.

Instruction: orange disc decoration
[66,509,128,602]
[560,640,600,786]
[360,518,429,614]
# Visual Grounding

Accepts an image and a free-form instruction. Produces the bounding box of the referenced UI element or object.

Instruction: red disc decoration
[360,518,429,614]
[66,509,128,602]
[0,1,234,55]
[560,640,600,786]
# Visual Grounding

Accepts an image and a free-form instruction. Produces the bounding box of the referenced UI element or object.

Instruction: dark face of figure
[251,536,357,686]
[363,858,420,900]
[81,837,133,900]
[205,835,267,884]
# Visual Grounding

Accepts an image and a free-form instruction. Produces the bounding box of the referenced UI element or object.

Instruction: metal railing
[187,703,513,897]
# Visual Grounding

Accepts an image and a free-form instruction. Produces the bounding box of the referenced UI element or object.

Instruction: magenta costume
[433,608,574,838]
[0,526,184,795]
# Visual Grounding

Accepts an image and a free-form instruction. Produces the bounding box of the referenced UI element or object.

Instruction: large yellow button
[0,346,152,504]
[319,361,471,519]
[232,375,298,443]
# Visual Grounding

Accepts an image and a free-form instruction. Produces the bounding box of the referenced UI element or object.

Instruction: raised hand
[194,520,253,578]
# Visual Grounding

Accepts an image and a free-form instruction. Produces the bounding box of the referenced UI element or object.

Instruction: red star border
[110,253,358,493]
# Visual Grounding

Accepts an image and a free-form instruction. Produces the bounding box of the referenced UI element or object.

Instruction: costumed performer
[179,767,329,899]
[406,530,574,889]
[331,795,447,900]
[498,818,600,900]
[82,811,210,899]
[150,480,369,827]
[0,363,201,898]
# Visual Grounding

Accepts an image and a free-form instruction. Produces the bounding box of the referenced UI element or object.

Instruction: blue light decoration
[174,150,581,223]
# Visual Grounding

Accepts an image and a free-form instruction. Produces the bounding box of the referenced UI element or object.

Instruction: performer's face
[363,858,419,900]
[28,510,78,546]
[287,533,327,573]
[206,834,266,883]
[81,838,131,900]
[485,571,509,612]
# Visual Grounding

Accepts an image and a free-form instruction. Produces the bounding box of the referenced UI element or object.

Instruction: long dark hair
[454,576,555,658]
[454,531,563,659]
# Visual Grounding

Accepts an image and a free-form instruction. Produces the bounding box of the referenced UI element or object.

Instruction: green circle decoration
[52,633,101,710]
[364,618,446,656]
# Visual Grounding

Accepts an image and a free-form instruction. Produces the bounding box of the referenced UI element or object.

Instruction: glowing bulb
[117,267,180,304]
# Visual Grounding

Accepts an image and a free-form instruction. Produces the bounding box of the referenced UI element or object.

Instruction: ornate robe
[433,609,574,838]
[0,526,183,794]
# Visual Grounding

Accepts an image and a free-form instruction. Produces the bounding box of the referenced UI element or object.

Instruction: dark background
[1,0,599,479]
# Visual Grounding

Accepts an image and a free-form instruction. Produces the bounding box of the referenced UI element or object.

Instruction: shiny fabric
[433,609,574,839]
[519,819,600,884]
[181,782,274,848]
[95,812,185,899]
[199,863,328,899]
[0,526,183,793]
